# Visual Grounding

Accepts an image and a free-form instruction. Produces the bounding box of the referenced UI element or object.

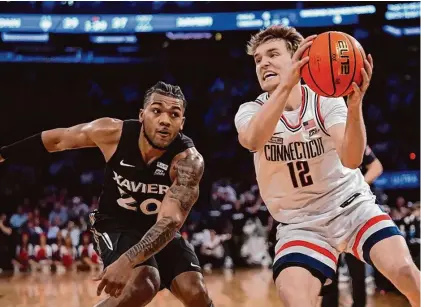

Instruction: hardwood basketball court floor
[0,268,409,307]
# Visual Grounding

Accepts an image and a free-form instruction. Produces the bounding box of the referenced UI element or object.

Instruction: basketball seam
[327,32,337,97]
[306,40,331,97]
[336,34,357,97]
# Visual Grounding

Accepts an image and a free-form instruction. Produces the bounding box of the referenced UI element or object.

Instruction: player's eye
[152,108,160,114]
[270,53,279,58]
[172,112,180,118]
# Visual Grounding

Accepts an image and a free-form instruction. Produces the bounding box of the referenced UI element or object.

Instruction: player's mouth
[263,71,277,81]
[157,130,171,138]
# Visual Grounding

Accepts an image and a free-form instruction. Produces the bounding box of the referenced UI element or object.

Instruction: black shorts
[92,230,201,290]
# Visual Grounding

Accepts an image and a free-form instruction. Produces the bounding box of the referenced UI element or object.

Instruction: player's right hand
[280,35,317,90]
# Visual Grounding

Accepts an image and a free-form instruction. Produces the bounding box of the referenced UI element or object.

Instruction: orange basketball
[301,31,366,98]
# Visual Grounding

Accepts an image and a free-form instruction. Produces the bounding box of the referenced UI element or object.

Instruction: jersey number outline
[287,161,314,188]
[117,197,161,215]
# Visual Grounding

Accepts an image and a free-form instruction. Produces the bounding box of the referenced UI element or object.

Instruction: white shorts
[272,192,402,282]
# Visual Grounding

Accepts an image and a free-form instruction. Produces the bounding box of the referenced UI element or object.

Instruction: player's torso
[254,86,365,222]
[96,120,193,234]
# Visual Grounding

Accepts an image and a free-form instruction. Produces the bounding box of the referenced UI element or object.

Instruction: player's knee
[129,267,160,306]
[180,277,211,307]
[395,261,419,284]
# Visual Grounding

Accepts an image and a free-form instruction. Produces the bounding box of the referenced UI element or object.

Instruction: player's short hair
[246,25,304,57]
[143,81,187,110]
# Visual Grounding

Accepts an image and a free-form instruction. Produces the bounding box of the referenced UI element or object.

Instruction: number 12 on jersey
[287,161,314,188]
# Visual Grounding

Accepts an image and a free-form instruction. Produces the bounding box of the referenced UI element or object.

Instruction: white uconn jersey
[235,85,374,224]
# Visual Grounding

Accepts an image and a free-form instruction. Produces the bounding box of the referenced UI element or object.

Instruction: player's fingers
[351,82,361,96]
[368,54,374,70]
[108,284,119,298]
[300,34,317,47]
[97,279,107,296]
[293,41,313,62]
[361,68,370,92]
[297,56,310,69]
[104,282,114,295]
[92,270,105,281]
[114,287,123,298]
[363,59,372,80]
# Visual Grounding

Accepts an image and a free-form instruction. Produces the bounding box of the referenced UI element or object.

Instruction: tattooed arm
[123,147,204,267]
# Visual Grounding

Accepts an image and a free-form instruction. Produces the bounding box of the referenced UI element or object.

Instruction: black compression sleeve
[0,133,49,161]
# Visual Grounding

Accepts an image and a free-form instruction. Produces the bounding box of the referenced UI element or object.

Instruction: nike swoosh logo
[190,262,201,269]
[273,132,284,135]
[120,160,135,168]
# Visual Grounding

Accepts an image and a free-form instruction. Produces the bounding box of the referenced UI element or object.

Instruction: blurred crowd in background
[0,0,419,297]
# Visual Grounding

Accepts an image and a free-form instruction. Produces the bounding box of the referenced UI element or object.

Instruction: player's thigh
[155,234,206,295]
[345,203,402,265]
[369,235,418,283]
[275,266,322,306]
[273,226,339,304]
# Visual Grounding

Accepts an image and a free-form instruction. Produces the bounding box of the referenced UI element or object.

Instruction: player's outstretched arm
[0,117,121,163]
[94,148,204,297]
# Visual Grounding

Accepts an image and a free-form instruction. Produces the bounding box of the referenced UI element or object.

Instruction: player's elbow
[341,158,362,170]
[238,134,262,152]
[42,130,67,152]
[163,215,183,230]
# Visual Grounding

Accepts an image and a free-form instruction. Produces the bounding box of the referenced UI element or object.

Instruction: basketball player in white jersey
[234,25,420,307]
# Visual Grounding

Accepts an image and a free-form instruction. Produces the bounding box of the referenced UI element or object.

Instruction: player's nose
[158,113,171,127]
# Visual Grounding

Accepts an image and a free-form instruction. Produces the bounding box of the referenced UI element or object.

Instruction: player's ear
[180,116,185,131]
[139,109,144,123]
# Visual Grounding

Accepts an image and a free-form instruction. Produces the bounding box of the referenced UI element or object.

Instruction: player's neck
[284,83,302,112]
[139,128,166,165]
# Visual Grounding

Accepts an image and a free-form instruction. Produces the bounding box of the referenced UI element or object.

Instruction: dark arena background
[0,1,419,307]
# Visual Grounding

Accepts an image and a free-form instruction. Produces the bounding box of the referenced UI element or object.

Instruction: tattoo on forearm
[124,217,177,266]
[123,153,204,267]
[168,153,204,211]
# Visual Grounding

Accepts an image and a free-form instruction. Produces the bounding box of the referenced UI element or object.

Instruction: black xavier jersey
[92,120,194,236]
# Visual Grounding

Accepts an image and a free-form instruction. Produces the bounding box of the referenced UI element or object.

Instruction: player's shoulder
[89,117,123,133]
[170,147,204,181]
[236,92,269,115]
[86,117,123,143]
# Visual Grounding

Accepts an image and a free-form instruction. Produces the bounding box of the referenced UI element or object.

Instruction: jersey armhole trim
[314,95,330,136]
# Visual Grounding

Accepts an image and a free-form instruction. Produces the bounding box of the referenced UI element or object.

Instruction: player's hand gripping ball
[301,31,371,98]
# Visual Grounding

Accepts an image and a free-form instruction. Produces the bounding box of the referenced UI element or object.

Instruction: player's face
[140,93,185,150]
[254,39,293,93]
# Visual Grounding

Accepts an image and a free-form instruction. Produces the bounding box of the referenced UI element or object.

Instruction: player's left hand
[93,256,133,298]
[347,54,374,108]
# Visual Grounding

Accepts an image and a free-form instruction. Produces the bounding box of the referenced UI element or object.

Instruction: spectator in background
[60,234,77,271]
[46,216,61,244]
[48,202,68,227]
[10,205,28,228]
[200,229,231,272]
[31,233,53,272]
[13,232,33,272]
[61,220,81,247]
[77,232,101,271]
[73,196,89,217]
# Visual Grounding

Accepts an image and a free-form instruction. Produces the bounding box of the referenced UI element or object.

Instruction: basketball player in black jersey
[0,81,214,307]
